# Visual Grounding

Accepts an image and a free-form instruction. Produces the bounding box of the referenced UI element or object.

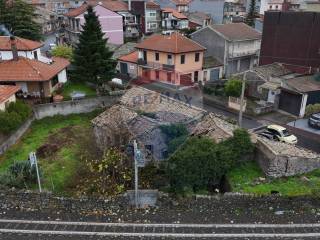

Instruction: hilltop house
[161,8,189,30]
[65,1,124,45]
[187,11,212,30]
[0,36,69,98]
[191,23,261,77]
[145,1,162,33]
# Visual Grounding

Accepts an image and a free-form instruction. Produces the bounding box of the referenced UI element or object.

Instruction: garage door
[278,90,302,116]
[120,62,128,74]
[180,73,192,86]
[210,69,220,81]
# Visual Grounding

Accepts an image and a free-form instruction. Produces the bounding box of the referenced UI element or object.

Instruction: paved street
[288,119,320,135]
[0,219,320,239]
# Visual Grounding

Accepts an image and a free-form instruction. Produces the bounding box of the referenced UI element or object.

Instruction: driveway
[287,119,320,135]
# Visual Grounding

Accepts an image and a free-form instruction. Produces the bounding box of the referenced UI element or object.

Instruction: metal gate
[210,68,220,81]
[278,89,302,116]
[120,62,128,74]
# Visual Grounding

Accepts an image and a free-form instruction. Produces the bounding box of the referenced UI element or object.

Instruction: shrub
[305,103,320,117]
[7,100,32,120]
[51,45,73,61]
[224,78,243,97]
[160,124,188,140]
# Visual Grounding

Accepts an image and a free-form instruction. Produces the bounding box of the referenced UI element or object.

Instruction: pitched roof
[146,1,160,9]
[0,85,20,104]
[135,32,206,53]
[118,51,139,64]
[0,57,70,82]
[284,75,320,93]
[171,0,192,5]
[209,23,262,41]
[0,36,43,51]
[65,0,127,17]
[162,7,188,19]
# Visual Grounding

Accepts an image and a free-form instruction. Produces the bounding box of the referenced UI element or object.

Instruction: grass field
[61,82,97,100]
[0,111,101,194]
[228,161,320,196]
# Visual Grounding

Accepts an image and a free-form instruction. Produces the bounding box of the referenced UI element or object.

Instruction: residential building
[33,6,60,34]
[145,1,162,33]
[117,51,139,78]
[300,0,320,12]
[0,37,69,98]
[65,2,124,46]
[191,23,261,77]
[223,2,246,23]
[0,85,20,111]
[0,36,53,63]
[187,11,212,29]
[172,0,191,13]
[259,12,320,72]
[161,8,189,30]
[119,32,206,85]
[266,0,291,11]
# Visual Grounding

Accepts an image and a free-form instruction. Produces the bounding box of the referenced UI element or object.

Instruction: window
[0,52,2,60]
[143,50,147,61]
[149,12,156,17]
[276,5,278,9]
[155,52,159,61]
[269,5,272,9]
[167,54,172,64]
[194,71,198,82]
[167,72,171,82]
[155,70,159,79]
[195,52,200,62]
[180,54,185,64]
[51,75,59,87]
[203,71,207,81]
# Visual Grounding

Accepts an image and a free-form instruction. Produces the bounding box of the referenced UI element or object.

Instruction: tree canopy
[72,6,115,85]
[245,0,257,27]
[224,78,243,97]
[0,0,42,40]
[51,45,73,61]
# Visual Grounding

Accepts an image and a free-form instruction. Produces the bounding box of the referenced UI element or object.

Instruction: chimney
[10,36,19,61]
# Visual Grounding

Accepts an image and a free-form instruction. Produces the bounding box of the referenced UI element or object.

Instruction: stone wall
[255,139,320,177]
[33,96,120,119]
[0,115,35,155]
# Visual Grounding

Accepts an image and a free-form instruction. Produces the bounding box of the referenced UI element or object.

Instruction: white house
[0,85,20,111]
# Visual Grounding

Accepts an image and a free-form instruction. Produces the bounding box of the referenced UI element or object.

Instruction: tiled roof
[112,42,137,59]
[146,1,160,9]
[0,57,70,82]
[203,56,223,68]
[254,63,293,80]
[118,51,139,64]
[135,32,205,53]
[65,0,127,17]
[284,75,320,93]
[0,85,20,104]
[209,23,262,41]
[0,36,43,51]
[162,7,188,19]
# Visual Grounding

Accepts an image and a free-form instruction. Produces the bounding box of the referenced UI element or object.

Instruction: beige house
[0,85,20,111]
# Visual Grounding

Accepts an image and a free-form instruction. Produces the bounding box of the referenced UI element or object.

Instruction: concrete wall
[33,96,119,119]
[0,116,34,155]
[255,139,320,178]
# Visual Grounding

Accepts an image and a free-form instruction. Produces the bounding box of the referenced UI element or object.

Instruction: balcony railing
[137,59,175,71]
[228,49,260,58]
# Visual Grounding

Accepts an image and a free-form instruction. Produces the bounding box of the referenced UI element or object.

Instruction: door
[239,57,251,72]
[120,62,128,74]
[210,68,220,81]
[180,73,192,86]
[278,89,302,116]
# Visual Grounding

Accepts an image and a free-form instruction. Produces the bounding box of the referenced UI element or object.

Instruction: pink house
[65,2,124,46]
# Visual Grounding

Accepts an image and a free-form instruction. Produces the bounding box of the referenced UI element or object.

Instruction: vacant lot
[0,111,101,194]
[228,161,320,196]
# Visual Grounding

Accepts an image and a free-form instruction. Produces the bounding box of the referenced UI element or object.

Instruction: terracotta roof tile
[171,0,192,6]
[209,23,262,41]
[0,36,43,51]
[0,57,70,82]
[65,0,127,17]
[118,51,138,63]
[135,32,205,53]
[0,85,20,103]
[162,7,188,19]
[146,1,160,9]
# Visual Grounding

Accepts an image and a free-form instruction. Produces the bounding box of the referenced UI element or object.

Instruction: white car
[266,125,298,144]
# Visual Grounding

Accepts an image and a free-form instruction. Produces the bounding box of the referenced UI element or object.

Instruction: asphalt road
[0,219,320,239]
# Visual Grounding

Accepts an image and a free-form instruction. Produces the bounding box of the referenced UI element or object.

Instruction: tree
[72,6,115,85]
[51,45,73,61]
[0,0,42,40]
[245,0,257,27]
[224,78,242,97]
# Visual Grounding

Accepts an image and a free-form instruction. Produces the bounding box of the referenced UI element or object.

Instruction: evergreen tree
[72,6,115,85]
[245,0,257,27]
[0,0,42,40]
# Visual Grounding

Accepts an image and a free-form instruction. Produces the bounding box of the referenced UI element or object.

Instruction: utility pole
[133,140,138,208]
[29,152,42,193]
[238,71,247,128]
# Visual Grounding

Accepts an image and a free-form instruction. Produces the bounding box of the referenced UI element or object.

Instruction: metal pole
[33,152,42,193]
[133,140,138,208]
[238,72,247,128]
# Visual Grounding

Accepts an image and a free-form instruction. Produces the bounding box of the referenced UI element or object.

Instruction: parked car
[308,113,320,129]
[266,125,297,144]
[257,131,277,141]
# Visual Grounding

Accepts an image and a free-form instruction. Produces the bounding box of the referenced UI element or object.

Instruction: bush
[305,103,320,117]
[51,45,73,61]
[224,78,243,97]
[0,101,31,134]
[160,124,188,140]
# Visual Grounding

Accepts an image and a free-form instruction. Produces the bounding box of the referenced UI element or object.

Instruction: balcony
[137,59,175,71]
[228,49,260,58]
